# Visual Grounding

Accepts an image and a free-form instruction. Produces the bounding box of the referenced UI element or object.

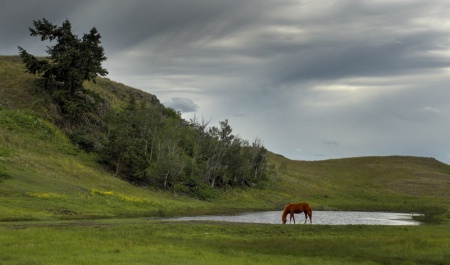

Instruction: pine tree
[18,18,108,94]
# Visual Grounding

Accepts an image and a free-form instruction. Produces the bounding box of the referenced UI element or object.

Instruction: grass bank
[0,219,449,265]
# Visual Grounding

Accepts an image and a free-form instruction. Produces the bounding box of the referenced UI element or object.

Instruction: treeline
[36,81,272,199]
[89,97,270,198]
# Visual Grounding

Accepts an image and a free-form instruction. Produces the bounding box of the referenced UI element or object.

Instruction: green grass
[0,56,54,119]
[0,219,449,265]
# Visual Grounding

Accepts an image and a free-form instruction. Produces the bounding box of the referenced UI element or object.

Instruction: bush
[0,171,12,182]
[69,131,98,152]
[188,182,218,201]
[414,206,449,224]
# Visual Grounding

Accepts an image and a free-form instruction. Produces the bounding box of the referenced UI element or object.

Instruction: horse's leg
[309,212,312,224]
[304,212,307,224]
[290,212,295,224]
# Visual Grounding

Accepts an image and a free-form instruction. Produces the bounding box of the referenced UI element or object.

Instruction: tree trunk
[164,172,169,190]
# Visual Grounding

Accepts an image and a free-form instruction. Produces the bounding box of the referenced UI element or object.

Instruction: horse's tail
[307,204,312,224]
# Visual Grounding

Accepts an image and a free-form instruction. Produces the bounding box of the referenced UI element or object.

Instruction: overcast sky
[2,0,450,164]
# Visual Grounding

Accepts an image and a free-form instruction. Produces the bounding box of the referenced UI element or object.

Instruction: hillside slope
[1,55,449,222]
[0,55,279,220]
[268,153,450,212]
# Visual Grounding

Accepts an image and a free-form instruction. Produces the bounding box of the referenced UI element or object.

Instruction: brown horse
[282,203,312,224]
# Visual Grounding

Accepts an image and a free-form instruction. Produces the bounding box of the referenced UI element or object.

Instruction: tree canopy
[18,18,108,94]
[101,100,271,198]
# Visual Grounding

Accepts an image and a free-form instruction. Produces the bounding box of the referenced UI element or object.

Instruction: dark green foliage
[196,119,269,188]
[101,97,158,182]
[414,206,449,224]
[0,171,12,182]
[18,18,108,129]
[68,130,98,153]
[18,18,107,94]
[101,99,271,197]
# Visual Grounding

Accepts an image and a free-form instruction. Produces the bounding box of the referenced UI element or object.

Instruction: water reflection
[168,211,421,225]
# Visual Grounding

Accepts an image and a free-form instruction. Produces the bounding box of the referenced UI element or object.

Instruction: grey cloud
[324,141,339,146]
[164,97,199,113]
[0,0,94,54]
[2,0,450,164]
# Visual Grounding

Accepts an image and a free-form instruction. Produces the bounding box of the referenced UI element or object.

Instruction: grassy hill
[1,55,449,223]
[268,153,449,216]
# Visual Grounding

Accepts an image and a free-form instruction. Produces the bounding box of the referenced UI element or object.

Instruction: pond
[167,211,422,225]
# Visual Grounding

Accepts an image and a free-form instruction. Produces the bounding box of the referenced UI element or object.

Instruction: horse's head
[281,206,289,224]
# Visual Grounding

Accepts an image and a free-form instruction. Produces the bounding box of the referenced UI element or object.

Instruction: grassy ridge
[269,153,450,213]
[1,55,449,222]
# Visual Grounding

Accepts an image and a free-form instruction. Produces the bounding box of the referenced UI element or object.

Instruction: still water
[168,211,421,225]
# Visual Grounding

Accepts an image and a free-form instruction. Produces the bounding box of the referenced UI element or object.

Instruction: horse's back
[285,203,312,213]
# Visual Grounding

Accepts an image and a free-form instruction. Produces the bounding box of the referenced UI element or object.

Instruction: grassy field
[0,219,449,265]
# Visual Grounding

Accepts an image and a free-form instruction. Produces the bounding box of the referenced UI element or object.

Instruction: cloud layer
[2,0,450,164]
